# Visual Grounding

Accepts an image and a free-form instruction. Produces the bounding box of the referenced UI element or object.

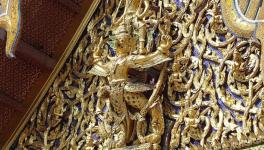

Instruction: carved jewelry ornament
[12,0,264,149]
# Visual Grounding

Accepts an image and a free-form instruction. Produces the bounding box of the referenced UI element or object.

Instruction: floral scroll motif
[13,0,264,149]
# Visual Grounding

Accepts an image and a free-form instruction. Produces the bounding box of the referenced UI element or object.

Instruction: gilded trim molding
[3,0,101,149]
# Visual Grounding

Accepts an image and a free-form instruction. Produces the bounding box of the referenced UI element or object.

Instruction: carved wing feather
[88,63,110,77]
[130,53,172,69]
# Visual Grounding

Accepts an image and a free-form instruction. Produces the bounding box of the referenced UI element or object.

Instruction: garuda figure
[15,0,264,149]
[89,18,172,148]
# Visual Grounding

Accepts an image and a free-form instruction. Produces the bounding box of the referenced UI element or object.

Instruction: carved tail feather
[0,0,21,58]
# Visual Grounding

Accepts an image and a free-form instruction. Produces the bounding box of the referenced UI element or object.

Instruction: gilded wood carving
[0,0,21,57]
[0,0,21,58]
[12,0,264,149]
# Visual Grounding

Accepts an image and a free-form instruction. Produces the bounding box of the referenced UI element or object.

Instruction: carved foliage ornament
[12,0,264,149]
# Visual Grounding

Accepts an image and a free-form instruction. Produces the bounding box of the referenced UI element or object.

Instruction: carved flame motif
[13,0,264,149]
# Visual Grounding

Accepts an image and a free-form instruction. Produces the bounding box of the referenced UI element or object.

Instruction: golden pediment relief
[8,0,264,149]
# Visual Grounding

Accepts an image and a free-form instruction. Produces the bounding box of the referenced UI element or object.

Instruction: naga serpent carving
[12,0,264,149]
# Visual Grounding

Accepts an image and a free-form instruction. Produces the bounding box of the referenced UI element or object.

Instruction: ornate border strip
[2,0,101,148]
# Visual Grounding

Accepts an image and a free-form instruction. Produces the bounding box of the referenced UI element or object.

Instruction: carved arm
[127,35,172,69]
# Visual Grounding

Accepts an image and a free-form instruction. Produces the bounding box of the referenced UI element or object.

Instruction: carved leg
[123,92,164,146]
[109,86,135,145]
[124,92,147,109]
[137,102,164,148]
[109,87,127,116]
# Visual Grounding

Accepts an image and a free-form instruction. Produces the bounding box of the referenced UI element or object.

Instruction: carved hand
[159,35,172,54]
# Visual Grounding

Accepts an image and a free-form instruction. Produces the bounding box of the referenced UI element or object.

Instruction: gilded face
[115,33,133,55]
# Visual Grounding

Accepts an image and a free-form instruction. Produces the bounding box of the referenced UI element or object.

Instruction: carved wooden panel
[10,0,264,149]
[0,0,97,147]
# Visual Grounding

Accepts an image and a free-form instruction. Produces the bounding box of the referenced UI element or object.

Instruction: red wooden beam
[0,29,56,70]
[58,0,80,13]
[0,91,25,113]
[16,41,57,70]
